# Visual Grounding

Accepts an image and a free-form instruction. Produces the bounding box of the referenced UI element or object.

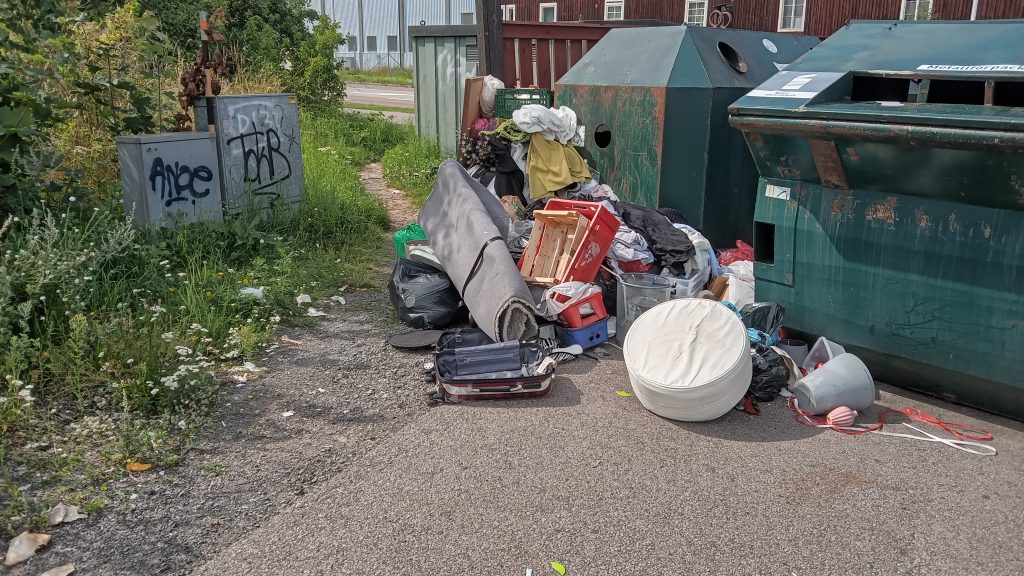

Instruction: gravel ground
[6,290,436,576]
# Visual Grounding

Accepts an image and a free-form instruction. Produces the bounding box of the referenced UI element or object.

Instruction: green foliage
[0,1,175,216]
[381,137,448,208]
[343,67,415,88]
[288,17,347,112]
[135,0,317,72]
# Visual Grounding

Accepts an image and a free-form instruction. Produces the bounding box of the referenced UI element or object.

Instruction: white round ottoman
[623,299,751,422]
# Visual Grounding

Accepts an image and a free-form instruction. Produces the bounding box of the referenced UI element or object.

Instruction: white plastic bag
[480,75,505,118]
[536,282,601,320]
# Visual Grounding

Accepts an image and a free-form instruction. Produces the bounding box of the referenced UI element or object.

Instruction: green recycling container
[556,26,819,246]
[728,20,1024,419]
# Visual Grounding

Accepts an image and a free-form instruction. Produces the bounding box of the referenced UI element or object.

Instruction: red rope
[788,398,994,442]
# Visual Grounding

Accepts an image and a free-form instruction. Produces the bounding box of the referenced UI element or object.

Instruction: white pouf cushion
[623,299,751,422]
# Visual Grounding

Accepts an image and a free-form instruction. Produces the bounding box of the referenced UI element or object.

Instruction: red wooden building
[499,1,1024,37]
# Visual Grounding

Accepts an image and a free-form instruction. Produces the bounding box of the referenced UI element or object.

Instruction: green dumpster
[728,20,1024,419]
[556,26,819,246]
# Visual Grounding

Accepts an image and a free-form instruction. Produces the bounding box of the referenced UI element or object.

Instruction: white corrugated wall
[322,0,477,70]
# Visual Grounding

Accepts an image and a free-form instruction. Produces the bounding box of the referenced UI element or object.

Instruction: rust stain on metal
[866,197,898,224]
[846,147,860,162]
[916,207,929,228]
[807,138,849,190]
[831,198,846,214]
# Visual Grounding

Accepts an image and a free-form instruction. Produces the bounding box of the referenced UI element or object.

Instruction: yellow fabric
[526,133,591,200]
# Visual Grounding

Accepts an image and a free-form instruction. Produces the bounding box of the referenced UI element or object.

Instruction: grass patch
[344,102,415,115]
[381,137,449,207]
[343,67,414,87]
[0,110,403,538]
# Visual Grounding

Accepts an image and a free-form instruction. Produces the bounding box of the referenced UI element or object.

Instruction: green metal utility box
[556,26,819,246]
[729,20,1024,419]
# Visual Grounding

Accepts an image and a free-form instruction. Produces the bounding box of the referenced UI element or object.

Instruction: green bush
[381,138,447,207]
[288,17,347,112]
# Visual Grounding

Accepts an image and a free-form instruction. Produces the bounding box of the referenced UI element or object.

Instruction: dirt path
[360,162,419,231]
[7,169,429,576]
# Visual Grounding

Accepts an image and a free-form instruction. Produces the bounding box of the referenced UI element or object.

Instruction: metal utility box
[115,132,223,228]
[194,94,305,214]
[411,25,479,155]
[556,26,819,247]
[729,20,1024,419]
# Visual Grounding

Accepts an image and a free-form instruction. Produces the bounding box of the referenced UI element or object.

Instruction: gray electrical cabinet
[115,132,223,228]
[194,93,306,214]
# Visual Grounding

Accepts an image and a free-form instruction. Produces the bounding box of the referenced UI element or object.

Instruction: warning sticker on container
[746,71,844,99]
[917,64,1024,72]
[765,184,791,200]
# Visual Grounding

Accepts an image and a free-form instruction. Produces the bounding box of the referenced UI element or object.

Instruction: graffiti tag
[148,157,214,208]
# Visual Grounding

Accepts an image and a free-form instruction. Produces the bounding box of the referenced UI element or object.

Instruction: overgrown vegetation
[0,1,429,538]
[382,137,448,207]
[343,67,415,87]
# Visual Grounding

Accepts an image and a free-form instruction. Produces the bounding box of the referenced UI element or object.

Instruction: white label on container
[765,184,791,200]
[917,64,1024,72]
[763,38,778,53]
[745,71,844,100]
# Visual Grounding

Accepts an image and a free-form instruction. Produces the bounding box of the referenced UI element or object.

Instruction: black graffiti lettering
[225,125,293,192]
[148,157,214,208]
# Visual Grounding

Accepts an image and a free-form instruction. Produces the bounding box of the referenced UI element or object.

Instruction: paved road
[346,82,414,109]
[192,348,1024,576]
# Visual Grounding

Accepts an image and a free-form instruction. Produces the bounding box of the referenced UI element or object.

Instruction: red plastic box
[555,290,608,329]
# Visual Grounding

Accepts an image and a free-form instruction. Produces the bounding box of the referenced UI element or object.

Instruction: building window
[461,12,475,25]
[502,4,517,21]
[778,0,806,31]
[901,0,932,20]
[540,2,557,22]
[365,35,377,52]
[605,1,624,20]
[347,35,357,52]
[387,35,398,52]
[686,1,707,26]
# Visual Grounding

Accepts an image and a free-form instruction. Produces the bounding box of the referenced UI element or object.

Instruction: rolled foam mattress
[623,299,752,422]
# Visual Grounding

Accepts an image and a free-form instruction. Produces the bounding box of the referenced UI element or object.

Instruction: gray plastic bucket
[616,273,674,344]
[792,353,875,415]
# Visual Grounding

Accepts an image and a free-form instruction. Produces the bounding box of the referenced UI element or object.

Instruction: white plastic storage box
[669,266,711,299]
[194,94,305,214]
[115,132,223,228]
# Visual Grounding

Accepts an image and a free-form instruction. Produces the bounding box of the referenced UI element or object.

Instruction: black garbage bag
[388,259,468,329]
[748,346,791,402]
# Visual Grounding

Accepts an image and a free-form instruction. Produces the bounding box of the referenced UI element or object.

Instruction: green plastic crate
[496,88,553,118]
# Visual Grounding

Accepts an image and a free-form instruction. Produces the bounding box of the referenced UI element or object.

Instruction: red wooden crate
[518,199,617,285]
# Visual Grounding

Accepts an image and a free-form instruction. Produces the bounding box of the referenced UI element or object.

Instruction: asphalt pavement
[346,82,414,109]
[192,347,1024,576]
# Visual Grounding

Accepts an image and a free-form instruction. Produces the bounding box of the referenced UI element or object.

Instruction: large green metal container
[556,27,819,246]
[728,20,1024,419]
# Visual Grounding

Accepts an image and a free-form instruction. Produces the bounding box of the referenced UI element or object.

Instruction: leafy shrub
[288,17,347,112]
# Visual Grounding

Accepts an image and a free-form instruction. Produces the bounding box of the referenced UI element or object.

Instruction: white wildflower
[161,332,174,342]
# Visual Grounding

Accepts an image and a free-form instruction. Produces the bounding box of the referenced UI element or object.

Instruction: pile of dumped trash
[385,98,997,455]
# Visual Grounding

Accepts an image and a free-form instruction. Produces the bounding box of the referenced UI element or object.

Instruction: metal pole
[475,0,504,81]
[398,0,407,68]
[320,0,325,16]
[446,0,452,25]
[199,11,215,132]
[970,0,979,20]
[357,0,365,71]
